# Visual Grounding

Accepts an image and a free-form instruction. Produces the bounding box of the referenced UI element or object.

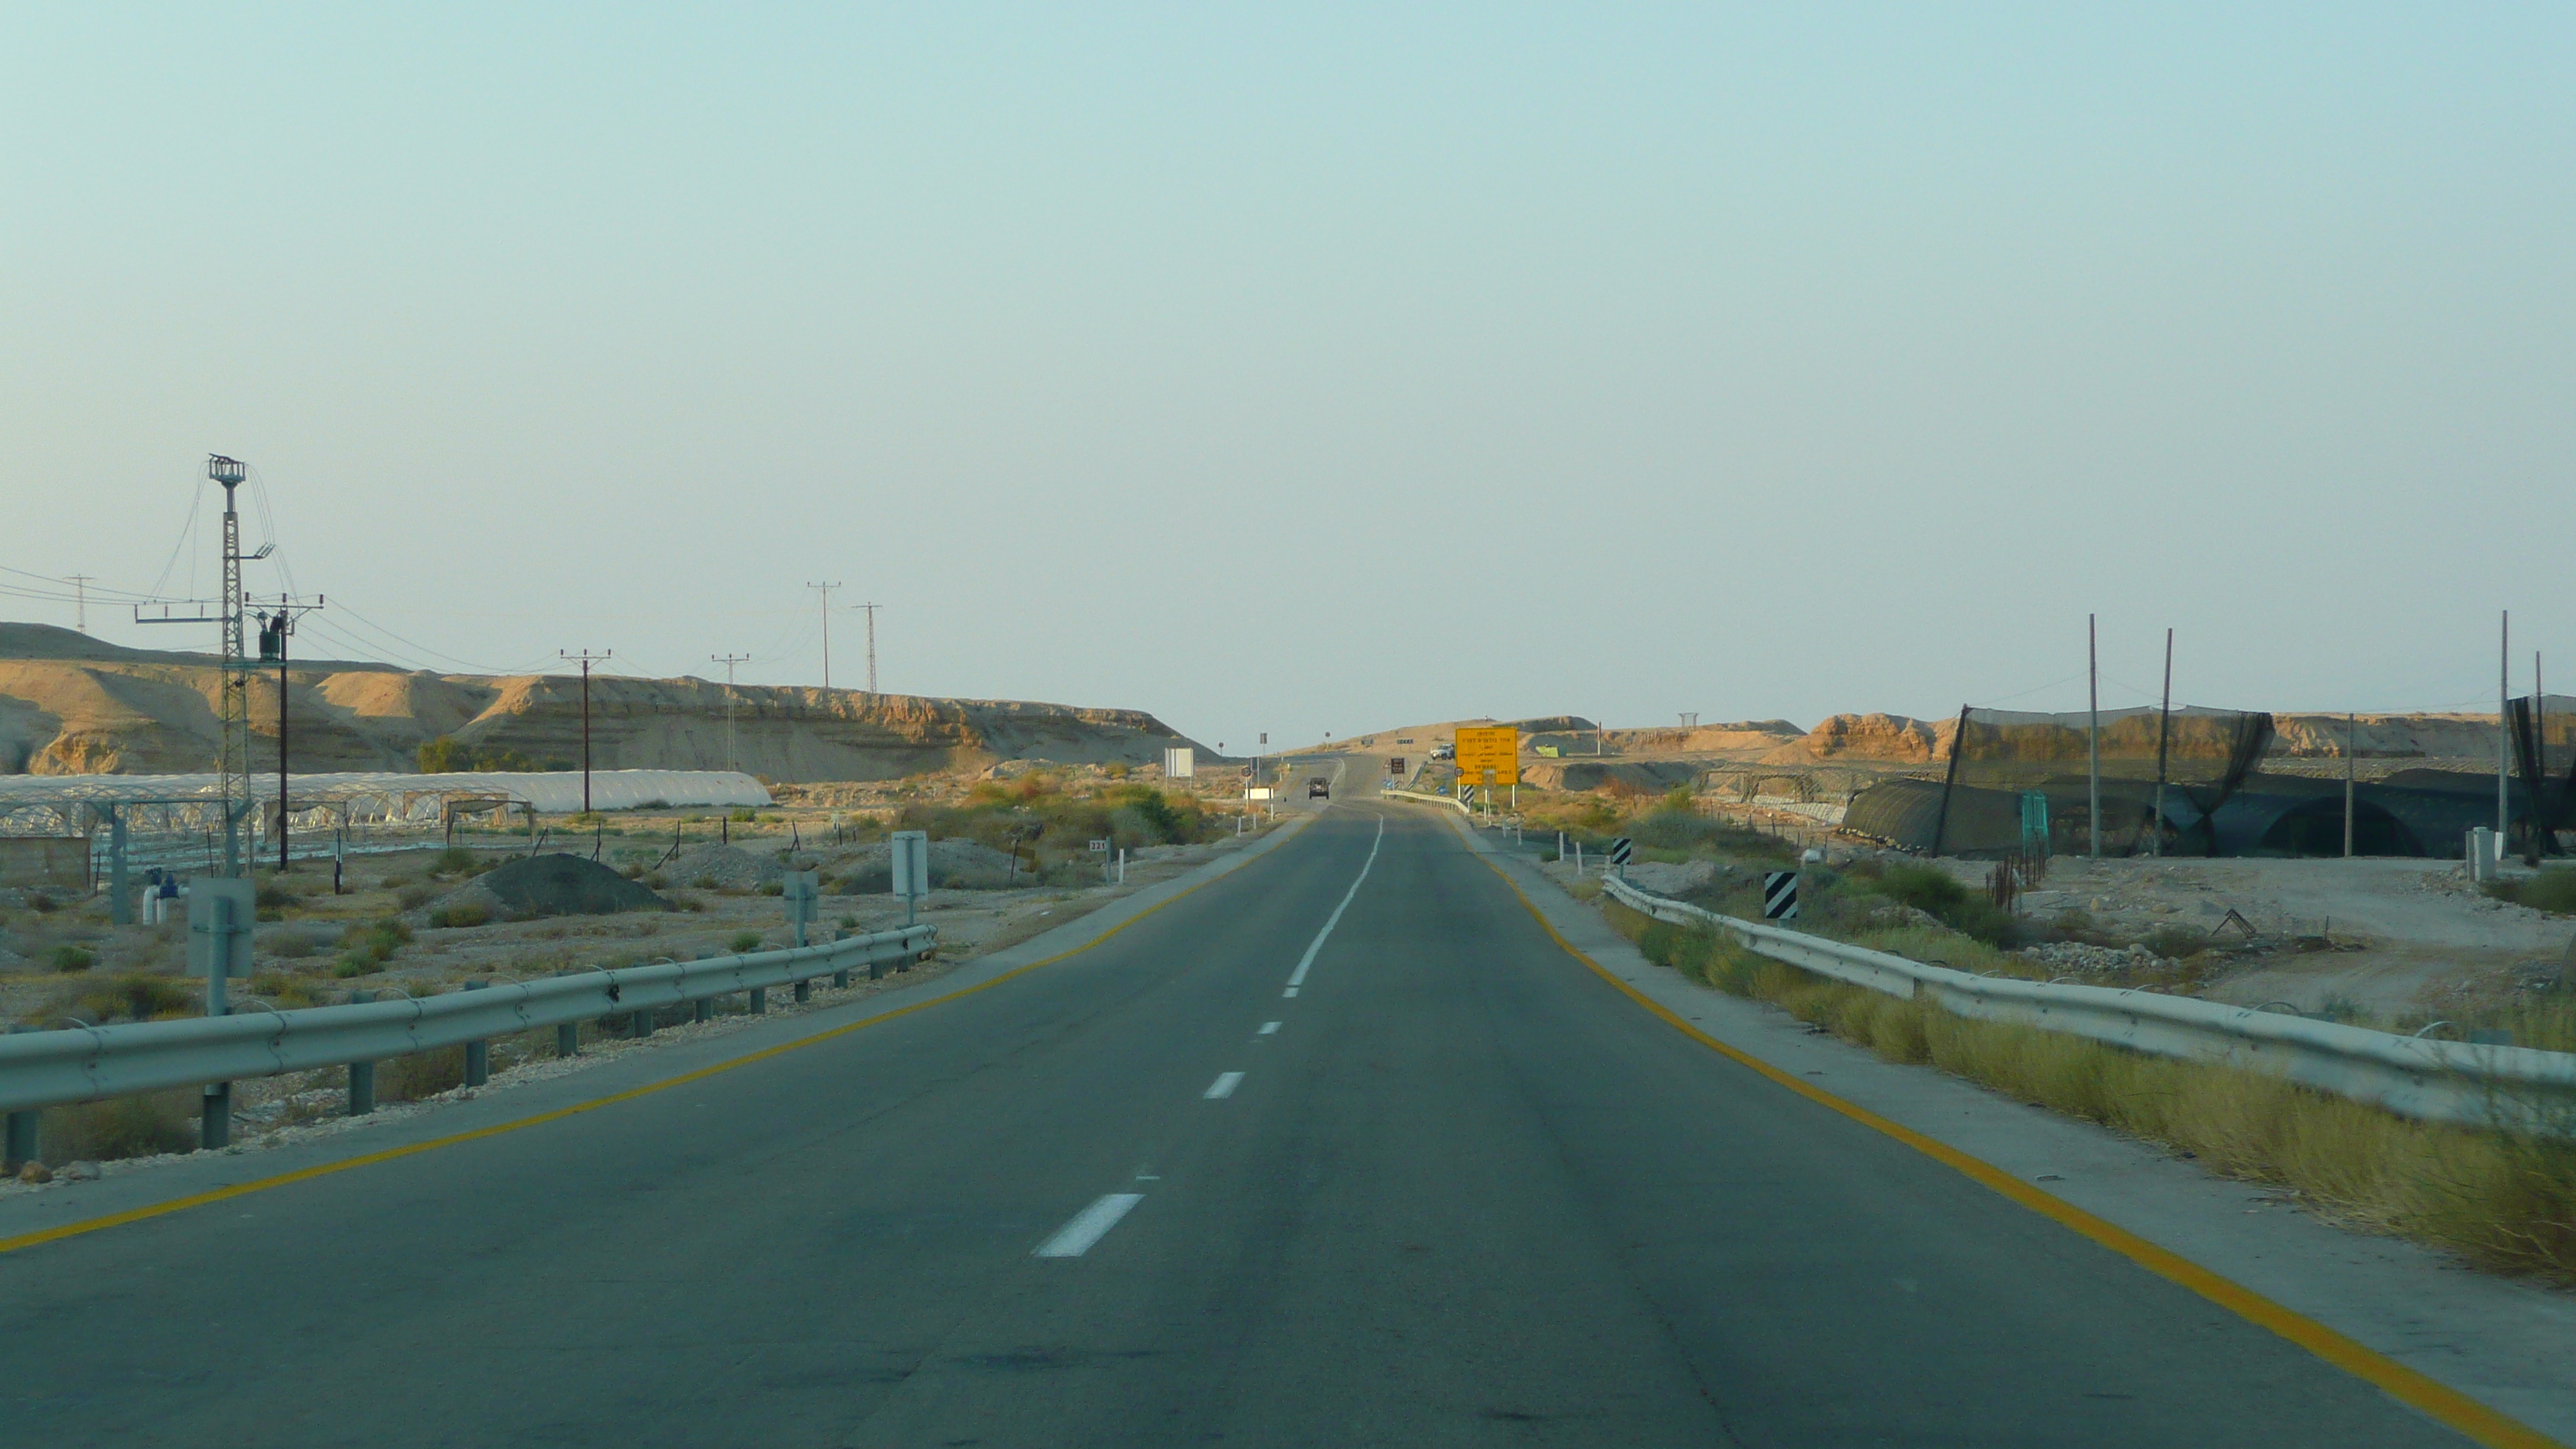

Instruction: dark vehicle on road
[1308,778,1329,799]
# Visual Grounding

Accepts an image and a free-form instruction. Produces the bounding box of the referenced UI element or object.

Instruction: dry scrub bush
[39,1089,197,1161]
[1610,902,2576,1280]
[383,1046,468,1102]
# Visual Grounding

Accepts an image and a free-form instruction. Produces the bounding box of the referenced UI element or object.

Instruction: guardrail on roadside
[0,924,937,1140]
[1596,874,2576,1135]
[1381,790,1471,816]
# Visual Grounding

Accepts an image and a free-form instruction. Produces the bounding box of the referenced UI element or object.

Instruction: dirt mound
[1520,759,1702,793]
[665,844,788,891]
[433,854,665,920]
[828,838,1024,892]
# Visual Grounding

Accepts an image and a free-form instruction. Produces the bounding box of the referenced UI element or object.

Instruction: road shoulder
[1438,813,2576,1447]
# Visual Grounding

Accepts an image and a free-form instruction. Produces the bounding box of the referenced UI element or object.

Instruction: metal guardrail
[1381,790,1471,816]
[1598,874,2576,1135]
[0,924,935,1117]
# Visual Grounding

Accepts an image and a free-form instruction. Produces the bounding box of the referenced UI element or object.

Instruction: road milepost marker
[1762,870,1800,920]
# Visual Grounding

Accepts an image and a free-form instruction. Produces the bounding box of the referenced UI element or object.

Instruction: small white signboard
[1163,746,1195,779]
[889,831,930,900]
[186,878,255,979]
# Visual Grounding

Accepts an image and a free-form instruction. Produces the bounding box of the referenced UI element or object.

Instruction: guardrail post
[202,1083,231,1149]
[348,1060,375,1116]
[461,980,490,1087]
[556,1023,578,1058]
[749,986,766,1014]
[695,996,713,1023]
[793,975,811,1004]
[3,1108,35,1173]
[631,1004,653,1039]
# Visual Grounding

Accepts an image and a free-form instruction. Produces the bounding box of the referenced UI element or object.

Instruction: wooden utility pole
[2088,614,2101,859]
[711,653,749,772]
[262,595,326,871]
[560,649,611,814]
[2152,628,2172,858]
[807,582,841,691]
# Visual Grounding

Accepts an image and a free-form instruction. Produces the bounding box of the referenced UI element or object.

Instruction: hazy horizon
[6,6,2570,751]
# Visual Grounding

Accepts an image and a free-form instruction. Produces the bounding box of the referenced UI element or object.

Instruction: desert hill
[0,622,1208,783]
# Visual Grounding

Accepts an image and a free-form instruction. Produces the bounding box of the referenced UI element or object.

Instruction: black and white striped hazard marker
[1762,871,1800,920]
[1607,838,1634,867]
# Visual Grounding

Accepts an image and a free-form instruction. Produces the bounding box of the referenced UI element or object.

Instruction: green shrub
[1880,862,1965,916]
[396,885,437,910]
[729,930,763,953]
[66,974,194,1022]
[418,736,546,773]
[269,929,319,959]
[338,918,412,972]
[1876,862,2021,947]
[2494,870,2576,916]
[255,879,296,910]
[728,808,759,823]
[755,882,783,897]
[50,944,95,973]
[26,890,56,913]
[429,902,491,930]
[2141,925,2210,959]
[436,847,477,874]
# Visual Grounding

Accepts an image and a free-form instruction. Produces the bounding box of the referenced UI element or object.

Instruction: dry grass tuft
[38,1089,197,1162]
[1607,900,2576,1281]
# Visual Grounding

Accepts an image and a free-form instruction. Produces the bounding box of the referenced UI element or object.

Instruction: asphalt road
[0,807,2478,1447]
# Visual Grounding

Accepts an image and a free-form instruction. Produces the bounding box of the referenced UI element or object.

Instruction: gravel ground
[1,821,1272,1195]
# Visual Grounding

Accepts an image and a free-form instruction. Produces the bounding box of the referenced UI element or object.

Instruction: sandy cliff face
[0,622,1204,782]
[1764,713,1949,764]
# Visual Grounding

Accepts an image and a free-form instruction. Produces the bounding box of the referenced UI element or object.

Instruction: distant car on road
[1308,779,1330,799]
[1430,743,1454,761]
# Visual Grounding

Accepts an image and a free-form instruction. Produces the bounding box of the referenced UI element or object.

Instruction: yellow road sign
[1452,726,1519,786]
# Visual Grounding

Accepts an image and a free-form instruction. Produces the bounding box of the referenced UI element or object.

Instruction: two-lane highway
[0,807,2487,1445]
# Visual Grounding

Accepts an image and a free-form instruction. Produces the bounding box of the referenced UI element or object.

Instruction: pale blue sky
[5,5,2570,748]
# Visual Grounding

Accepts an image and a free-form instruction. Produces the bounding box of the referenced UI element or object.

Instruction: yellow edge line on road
[0,828,1302,1260]
[1465,843,2561,1449]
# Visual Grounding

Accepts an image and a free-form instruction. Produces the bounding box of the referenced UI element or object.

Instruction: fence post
[348,1060,375,1116]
